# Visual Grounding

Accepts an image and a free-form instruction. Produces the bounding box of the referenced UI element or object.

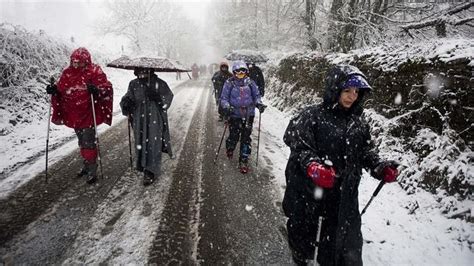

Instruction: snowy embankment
[260,39,473,265]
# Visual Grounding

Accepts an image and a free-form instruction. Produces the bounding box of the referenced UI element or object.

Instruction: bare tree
[400,2,474,38]
[97,0,198,62]
[97,0,156,53]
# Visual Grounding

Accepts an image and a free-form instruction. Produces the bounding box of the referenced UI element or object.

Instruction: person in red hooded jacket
[46,47,113,184]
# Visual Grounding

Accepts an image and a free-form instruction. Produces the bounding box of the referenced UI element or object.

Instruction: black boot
[291,248,308,266]
[76,167,88,178]
[85,162,98,184]
[76,160,89,177]
[143,170,154,186]
[86,174,98,184]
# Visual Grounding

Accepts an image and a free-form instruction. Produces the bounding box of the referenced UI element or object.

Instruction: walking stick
[312,186,324,265]
[361,180,385,215]
[90,93,104,179]
[313,215,324,266]
[213,121,229,164]
[127,115,133,171]
[256,111,262,168]
[45,76,55,183]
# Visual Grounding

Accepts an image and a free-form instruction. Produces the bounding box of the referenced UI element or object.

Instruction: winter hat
[342,74,372,90]
[232,61,248,73]
[134,67,153,76]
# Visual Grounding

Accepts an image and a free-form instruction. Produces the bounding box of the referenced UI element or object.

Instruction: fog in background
[0,0,222,65]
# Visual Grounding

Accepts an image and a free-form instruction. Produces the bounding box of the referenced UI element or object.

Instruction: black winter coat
[211,70,232,99]
[248,65,265,97]
[283,65,383,265]
[120,74,173,176]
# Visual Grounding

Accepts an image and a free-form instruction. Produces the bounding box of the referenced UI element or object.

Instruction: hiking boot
[85,161,98,184]
[226,149,233,160]
[239,161,250,174]
[76,167,88,178]
[143,171,155,186]
[291,248,308,266]
[86,174,97,184]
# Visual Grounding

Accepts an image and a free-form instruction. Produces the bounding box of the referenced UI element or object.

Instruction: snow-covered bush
[0,23,70,136]
[266,39,473,200]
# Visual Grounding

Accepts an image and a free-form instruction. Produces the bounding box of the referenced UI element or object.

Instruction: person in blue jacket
[220,61,266,173]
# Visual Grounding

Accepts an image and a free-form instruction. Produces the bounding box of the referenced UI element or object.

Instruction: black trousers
[75,127,96,149]
[286,207,362,266]
[225,116,254,163]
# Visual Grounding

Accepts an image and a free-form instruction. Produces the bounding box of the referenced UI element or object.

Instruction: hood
[322,65,372,115]
[232,60,248,72]
[70,47,92,66]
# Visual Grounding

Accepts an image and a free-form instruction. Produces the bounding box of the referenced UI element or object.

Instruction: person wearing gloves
[220,61,266,173]
[46,47,113,184]
[120,68,174,186]
[282,65,399,265]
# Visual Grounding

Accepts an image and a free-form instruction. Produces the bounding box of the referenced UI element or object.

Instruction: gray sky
[0,0,214,59]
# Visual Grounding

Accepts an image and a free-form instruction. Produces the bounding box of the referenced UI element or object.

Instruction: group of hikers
[45,47,399,265]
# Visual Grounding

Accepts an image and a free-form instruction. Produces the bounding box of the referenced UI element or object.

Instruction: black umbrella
[107,56,191,72]
[224,49,268,63]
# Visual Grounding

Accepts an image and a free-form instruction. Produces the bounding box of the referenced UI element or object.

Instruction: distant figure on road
[191,63,199,80]
[120,68,174,186]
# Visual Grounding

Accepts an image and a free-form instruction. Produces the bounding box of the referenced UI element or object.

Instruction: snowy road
[0,78,292,264]
[1,75,470,265]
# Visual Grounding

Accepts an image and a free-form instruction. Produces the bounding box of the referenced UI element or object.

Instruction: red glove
[382,166,398,183]
[306,162,336,189]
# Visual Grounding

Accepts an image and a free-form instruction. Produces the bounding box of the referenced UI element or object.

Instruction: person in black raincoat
[120,68,174,186]
[282,65,399,265]
[211,62,232,121]
[247,62,265,97]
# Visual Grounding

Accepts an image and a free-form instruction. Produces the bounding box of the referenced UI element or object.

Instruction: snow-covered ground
[1,70,472,264]
[0,69,185,199]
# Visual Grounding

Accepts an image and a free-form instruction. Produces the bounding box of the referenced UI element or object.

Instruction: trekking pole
[312,186,324,266]
[256,110,262,168]
[361,180,385,216]
[45,76,55,183]
[313,215,324,266]
[90,93,104,179]
[213,121,229,164]
[127,115,133,171]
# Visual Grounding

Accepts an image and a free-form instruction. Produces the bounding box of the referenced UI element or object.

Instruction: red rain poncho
[51,47,113,129]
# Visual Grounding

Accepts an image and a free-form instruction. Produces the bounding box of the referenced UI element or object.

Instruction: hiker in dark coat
[120,68,174,186]
[211,61,232,121]
[282,65,399,265]
[247,63,265,97]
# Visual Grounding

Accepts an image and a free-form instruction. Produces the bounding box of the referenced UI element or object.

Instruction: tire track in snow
[147,81,209,264]
[0,80,203,264]
[60,80,209,264]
